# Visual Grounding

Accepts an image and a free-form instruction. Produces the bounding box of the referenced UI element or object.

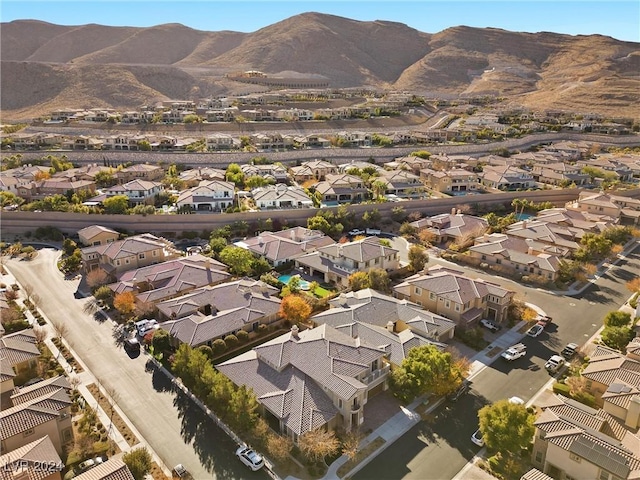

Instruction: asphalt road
[6,249,269,480]
[354,245,640,480]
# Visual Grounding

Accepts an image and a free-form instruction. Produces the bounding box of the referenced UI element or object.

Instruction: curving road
[6,248,269,480]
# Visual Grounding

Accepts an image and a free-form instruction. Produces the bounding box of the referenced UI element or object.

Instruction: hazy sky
[2,0,639,42]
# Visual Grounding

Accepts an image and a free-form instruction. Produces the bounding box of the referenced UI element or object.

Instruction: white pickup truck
[501,343,527,361]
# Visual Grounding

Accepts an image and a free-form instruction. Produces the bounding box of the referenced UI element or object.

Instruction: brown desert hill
[1,14,639,121]
[203,12,433,86]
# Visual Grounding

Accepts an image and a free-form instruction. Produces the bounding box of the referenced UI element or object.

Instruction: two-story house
[0,435,64,480]
[410,211,489,246]
[393,265,514,328]
[294,237,399,287]
[217,323,389,440]
[176,180,235,212]
[566,192,640,225]
[78,225,119,247]
[290,160,338,183]
[103,180,163,205]
[480,165,536,190]
[312,174,368,206]
[240,164,289,183]
[420,168,480,194]
[115,164,164,183]
[377,170,425,198]
[251,184,314,209]
[178,167,226,188]
[80,233,181,278]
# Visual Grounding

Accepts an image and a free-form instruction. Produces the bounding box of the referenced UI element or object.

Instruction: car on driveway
[480,319,501,333]
[77,459,96,473]
[561,343,579,359]
[526,324,544,338]
[236,446,264,471]
[471,428,484,447]
[545,355,565,373]
[174,464,188,477]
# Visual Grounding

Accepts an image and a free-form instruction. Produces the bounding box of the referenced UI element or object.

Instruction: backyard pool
[278,274,311,290]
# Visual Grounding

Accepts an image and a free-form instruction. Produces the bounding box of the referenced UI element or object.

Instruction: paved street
[6,248,269,480]
[355,246,640,480]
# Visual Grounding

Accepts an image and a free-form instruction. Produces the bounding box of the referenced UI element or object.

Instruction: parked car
[501,343,527,361]
[536,315,553,328]
[174,464,188,478]
[77,459,96,472]
[135,319,158,337]
[447,380,471,401]
[471,428,484,447]
[124,337,140,352]
[508,396,525,405]
[526,324,544,338]
[545,355,565,373]
[348,229,365,236]
[561,342,579,359]
[480,319,501,333]
[236,446,264,471]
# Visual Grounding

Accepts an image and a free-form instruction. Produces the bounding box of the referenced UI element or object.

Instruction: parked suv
[545,355,565,373]
[501,343,527,361]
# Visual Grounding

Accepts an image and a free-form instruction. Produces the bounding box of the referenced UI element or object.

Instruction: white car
[526,324,544,338]
[471,428,484,447]
[501,343,527,361]
[173,464,187,478]
[545,354,565,373]
[236,446,264,471]
[348,229,365,236]
[480,319,501,333]
[508,396,525,405]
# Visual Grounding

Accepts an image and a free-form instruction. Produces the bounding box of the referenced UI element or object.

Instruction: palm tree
[372,180,387,200]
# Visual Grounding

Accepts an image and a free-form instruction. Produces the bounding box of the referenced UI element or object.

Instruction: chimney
[290,229,296,240]
[451,207,456,215]
[527,246,534,255]
[338,293,349,308]
[205,258,210,269]
[456,209,461,215]
[386,321,394,333]
[626,395,640,429]
[522,220,528,229]
[291,324,299,339]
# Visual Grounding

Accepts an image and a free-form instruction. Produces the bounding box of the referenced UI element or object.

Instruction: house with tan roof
[312,174,368,206]
[205,133,240,151]
[532,162,590,186]
[410,211,489,246]
[109,254,230,305]
[18,179,96,202]
[290,160,338,183]
[480,165,536,190]
[73,456,135,480]
[0,435,64,480]
[420,168,480,194]
[157,279,281,346]
[234,227,334,267]
[581,345,640,407]
[81,233,180,278]
[318,288,456,344]
[241,163,289,183]
[114,164,164,183]
[103,180,163,205]
[469,233,566,282]
[393,265,514,328]
[78,225,119,247]
[377,169,425,198]
[178,167,226,188]
[175,180,235,212]
[217,323,389,439]
[0,387,73,455]
[0,329,40,403]
[566,192,640,225]
[531,394,640,480]
[294,237,399,287]
[504,220,583,251]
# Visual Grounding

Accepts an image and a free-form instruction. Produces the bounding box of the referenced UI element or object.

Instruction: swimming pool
[278,274,311,290]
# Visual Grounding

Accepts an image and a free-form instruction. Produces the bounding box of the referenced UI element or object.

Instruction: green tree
[367,268,390,292]
[604,311,632,327]
[219,246,254,275]
[225,163,245,188]
[94,171,117,188]
[93,285,113,302]
[390,345,468,402]
[251,256,271,277]
[477,400,535,453]
[408,244,429,272]
[298,428,340,463]
[600,326,635,351]
[122,448,152,480]
[208,237,228,258]
[307,215,333,236]
[228,385,260,432]
[151,329,171,353]
[348,271,370,291]
[102,195,129,214]
[62,238,78,256]
[362,209,381,225]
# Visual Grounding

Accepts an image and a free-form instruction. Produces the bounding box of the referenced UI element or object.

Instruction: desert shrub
[224,334,239,349]
[211,339,227,356]
[236,330,249,343]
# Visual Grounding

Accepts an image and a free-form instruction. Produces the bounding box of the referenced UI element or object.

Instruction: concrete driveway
[6,248,268,480]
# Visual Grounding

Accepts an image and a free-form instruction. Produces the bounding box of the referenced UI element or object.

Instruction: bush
[236,330,249,343]
[211,339,227,356]
[224,334,239,349]
[552,382,571,396]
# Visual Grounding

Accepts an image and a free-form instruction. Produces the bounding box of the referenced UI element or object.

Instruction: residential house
[252,184,313,209]
[234,227,334,267]
[203,108,238,123]
[387,155,433,175]
[175,180,235,212]
[250,133,292,150]
[294,237,399,287]
[410,212,489,246]
[205,133,240,151]
[80,233,181,277]
[53,165,114,183]
[505,220,584,251]
[103,180,163,205]
[581,345,640,407]
[333,131,372,147]
[290,160,338,183]
[377,170,425,198]
[293,134,331,149]
[393,265,515,328]
[0,329,40,384]
[0,388,73,455]
[78,225,119,247]
[74,456,136,480]
[217,323,389,439]
[480,165,536,190]
[420,168,480,194]
[566,192,640,225]
[468,233,565,282]
[0,435,64,480]
[178,167,226,187]
[17,179,96,202]
[532,162,590,186]
[320,288,457,343]
[240,164,289,183]
[109,254,230,305]
[312,174,368,205]
[338,161,384,174]
[115,164,164,183]
[157,279,281,346]
[531,394,640,480]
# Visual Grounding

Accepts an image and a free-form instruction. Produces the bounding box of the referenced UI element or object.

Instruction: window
[569,453,581,463]
[481,254,486,260]
[414,287,422,295]
[496,259,502,265]
[534,450,543,463]
[116,260,121,266]
[23,428,34,437]
[139,253,145,260]
[430,292,436,300]
[125,258,130,264]
[445,300,450,308]
[152,250,158,257]
[455,304,460,312]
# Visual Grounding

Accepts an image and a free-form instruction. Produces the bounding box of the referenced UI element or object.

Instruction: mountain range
[2,12,639,121]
